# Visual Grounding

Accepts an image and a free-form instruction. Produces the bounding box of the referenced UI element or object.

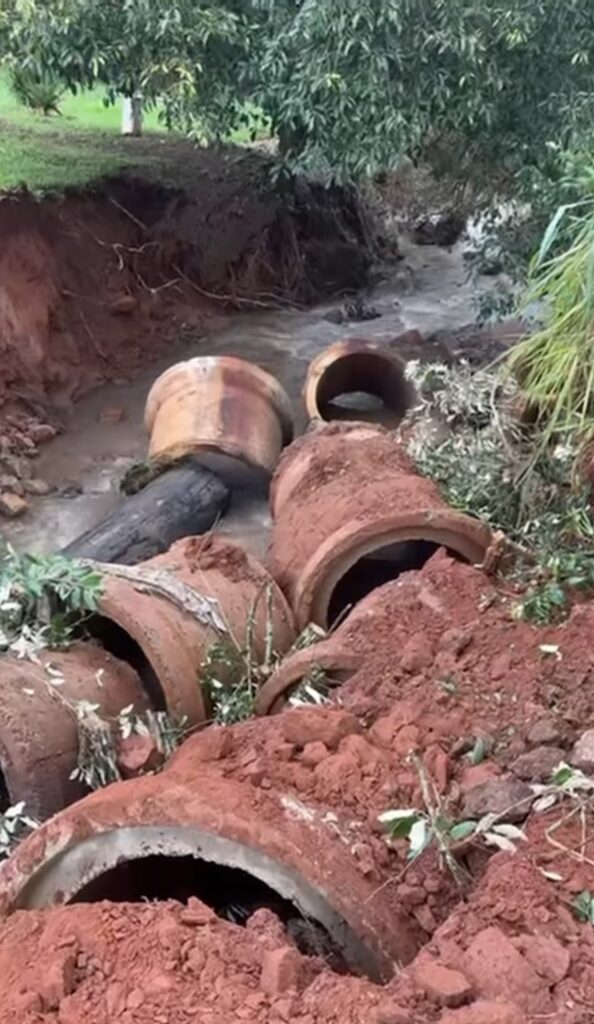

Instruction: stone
[24,478,51,496]
[415,960,473,1008]
[38,951,77,1011]
[0,492,28,518]
[462,775,533,823]
[99,406,127,424]
[109,294,137,315]
[400,635,434,673]
[300,741,330,767]
[527,718,563,747]
[570,730,594,772]
[117,734,162,778]
[281,708,361,751]
[260,946,303,996]
[374,1002,412,1024]
[29,423,57,445]
[510,746,565,782]
[0,474,24,496]
[463,927,546,1011]
[56,480,83,498]
[180,897,216,927]
[439,1002,522,1024]
[458,762,501,793]
[191,727,233,762]
[514,933,571,984]
[438,626,474,657]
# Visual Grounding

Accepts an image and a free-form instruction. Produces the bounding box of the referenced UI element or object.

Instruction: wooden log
[60,463,230,565]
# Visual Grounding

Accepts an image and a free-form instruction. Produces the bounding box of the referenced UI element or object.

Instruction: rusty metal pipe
[145,356,294,479]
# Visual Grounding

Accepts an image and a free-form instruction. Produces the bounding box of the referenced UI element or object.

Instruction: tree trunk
[60,463,229,566]
[122,94,143,136]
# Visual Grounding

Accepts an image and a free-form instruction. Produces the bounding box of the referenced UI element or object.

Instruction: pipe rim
[293,511,492,629]
[255,646,361,716]
[145,356,294,445]
[14,822,390,982]
[97,583,208,724]
[303,341,412,423]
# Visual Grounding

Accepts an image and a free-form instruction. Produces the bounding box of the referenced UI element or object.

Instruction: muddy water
[3,240,490,560]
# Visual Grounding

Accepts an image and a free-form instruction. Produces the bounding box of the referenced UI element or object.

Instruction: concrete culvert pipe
[269,422,492,629]
[86,535,296,725]
[0,643,149,820]
[0,742,420,981]
[145,356,294,486]
[304,339,413,426]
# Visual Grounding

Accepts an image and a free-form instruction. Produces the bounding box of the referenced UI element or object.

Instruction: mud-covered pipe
[145,356,294,480]
[88,535,296,725]
[269,422,492,630]
[304,339,413,425]
[0,644,149,820]
[0,724,421,980]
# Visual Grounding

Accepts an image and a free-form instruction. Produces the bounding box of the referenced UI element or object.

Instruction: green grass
[0,72,268,192]
[0,72,172,191]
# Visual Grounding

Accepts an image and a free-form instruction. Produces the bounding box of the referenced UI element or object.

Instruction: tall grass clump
[509,197,594,444]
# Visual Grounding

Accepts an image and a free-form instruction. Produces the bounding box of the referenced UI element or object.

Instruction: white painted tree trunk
[122,95,143,136]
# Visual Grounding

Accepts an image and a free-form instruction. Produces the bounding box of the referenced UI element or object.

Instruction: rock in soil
[0,491,28,517]
[461,775,534,823]
[0,474,24,496]
[570,729,594,772]
[509,745,566,782]
[23,478,51,496]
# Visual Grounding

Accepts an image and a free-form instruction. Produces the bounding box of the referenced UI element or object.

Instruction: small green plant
[10,68,64,115]
[404,360,594,623]
[573,890,594,925]
[0,546,102,658]
[71,701,187,791]
[379,754,528,884]
[201,587,328,725]
[0,802,38,860]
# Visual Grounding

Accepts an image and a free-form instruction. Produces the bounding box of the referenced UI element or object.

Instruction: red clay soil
[3,553,594,1021]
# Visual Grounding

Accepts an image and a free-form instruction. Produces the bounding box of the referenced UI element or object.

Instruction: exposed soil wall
[0,150,372,428]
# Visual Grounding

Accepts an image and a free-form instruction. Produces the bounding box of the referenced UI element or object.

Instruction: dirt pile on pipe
[1,703,594,1022]
[269,422,492,628]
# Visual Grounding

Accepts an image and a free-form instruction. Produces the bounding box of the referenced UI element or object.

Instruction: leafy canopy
[4,0,594,188]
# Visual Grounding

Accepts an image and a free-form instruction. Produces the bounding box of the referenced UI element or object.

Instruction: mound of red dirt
[3,553,594,1022]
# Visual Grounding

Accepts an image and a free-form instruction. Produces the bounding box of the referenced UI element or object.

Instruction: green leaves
[0,545,103,657]
[573,890,594,925]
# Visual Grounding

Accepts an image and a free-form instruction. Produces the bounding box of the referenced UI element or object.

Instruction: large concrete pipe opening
[15,825,389,982]
[327,539,444,627]
[83,616,166,711]
[308,350,410,427]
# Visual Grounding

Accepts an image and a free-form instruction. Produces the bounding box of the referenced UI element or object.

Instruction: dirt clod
[280,707,361,751]
[463,927,549,1013]
[0,491,28,517]
[260,946,304,996]
[414,959,473,1007]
